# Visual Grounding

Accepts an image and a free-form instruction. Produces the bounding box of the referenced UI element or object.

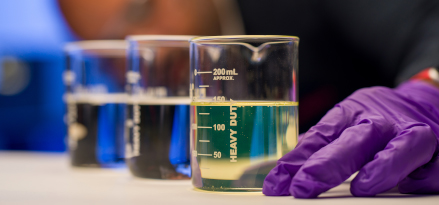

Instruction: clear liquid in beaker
[67,93,126,167]
[125,97,191,179]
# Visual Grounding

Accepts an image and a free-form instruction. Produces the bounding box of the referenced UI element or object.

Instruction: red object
[410,67,439,83]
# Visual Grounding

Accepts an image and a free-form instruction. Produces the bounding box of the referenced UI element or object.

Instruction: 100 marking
[213,124,225,131]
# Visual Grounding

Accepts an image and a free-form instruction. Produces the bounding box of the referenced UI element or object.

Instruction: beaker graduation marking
[194,70,212,76]
[199,140,210,142]
[198,126,212,129]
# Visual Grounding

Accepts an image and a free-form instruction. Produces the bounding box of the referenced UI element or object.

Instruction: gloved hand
[263,80,439,198]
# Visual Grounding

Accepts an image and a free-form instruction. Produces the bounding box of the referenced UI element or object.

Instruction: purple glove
[263,81,439,198]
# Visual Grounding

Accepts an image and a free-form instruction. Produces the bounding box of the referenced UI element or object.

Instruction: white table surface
[1,151,438,205]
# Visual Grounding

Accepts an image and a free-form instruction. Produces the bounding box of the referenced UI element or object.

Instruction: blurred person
[58,0,439,197]
[58,0,231,38]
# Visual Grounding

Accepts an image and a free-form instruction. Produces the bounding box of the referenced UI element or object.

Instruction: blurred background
[0,0,75,151]
[0,0,230,152]
[1,0,416,152]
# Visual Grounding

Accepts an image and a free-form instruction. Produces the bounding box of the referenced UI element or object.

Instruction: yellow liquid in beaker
[190,101,298,191]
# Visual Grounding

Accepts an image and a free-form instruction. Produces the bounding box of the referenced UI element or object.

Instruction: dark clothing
[237,0,439,131]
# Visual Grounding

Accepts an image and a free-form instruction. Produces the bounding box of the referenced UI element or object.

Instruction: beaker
[64,40,127,167]
[125,35,194,179]
[190,35,299,191]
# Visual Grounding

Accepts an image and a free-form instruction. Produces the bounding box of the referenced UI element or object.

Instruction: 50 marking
[214,151,222,158]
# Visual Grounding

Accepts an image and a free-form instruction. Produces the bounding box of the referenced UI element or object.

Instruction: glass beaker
[190,35,299,191]
[125,35,194,179]
[64,40,127,167]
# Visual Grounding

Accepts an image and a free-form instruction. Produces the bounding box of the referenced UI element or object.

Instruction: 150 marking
[213,96,225,101]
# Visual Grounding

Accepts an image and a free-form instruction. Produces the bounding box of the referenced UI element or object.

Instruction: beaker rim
[190,35,299,43]
[127,35,196,48]
[127,35,197,42]
[64,40,127,52]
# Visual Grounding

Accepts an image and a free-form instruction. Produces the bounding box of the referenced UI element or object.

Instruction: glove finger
[399,155,439,194]
[263,105,354,196]
[351,123,437,196]
[289,117,395,198]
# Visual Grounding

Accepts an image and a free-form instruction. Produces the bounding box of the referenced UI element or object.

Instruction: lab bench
[1,151,437,205]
